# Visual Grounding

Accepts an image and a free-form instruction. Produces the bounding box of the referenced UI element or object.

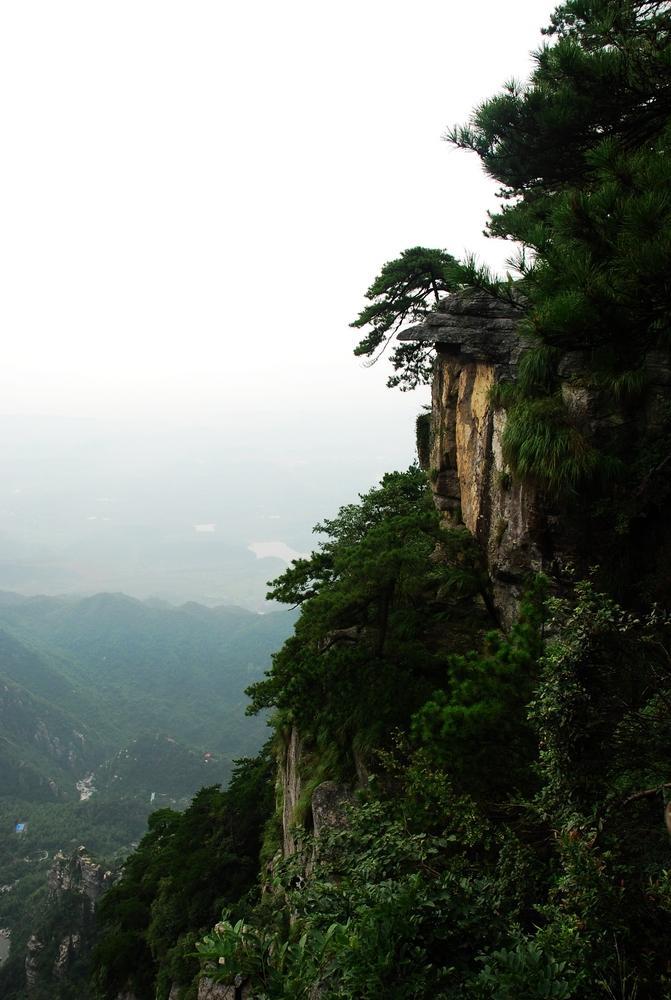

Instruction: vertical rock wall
[279,726,303,858]
[430,348,545,626]
[403,290,546,626]
[401,289,671,622]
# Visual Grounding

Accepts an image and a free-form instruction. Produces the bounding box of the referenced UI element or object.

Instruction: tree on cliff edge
[350,246,460,390]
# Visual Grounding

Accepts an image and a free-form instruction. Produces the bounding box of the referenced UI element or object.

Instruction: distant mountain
[0,590,294,779]
[0,629,107,798]
[0,589,293,992]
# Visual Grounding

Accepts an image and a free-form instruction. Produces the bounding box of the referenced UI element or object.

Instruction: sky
[0,1,558,606]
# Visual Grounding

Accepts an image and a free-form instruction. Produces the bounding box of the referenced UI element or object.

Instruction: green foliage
[0,593,295,783]
[525,581,671,996]
[197,755,529,999]
[0,593,295,999]
[517,344,562,397]
[448,2,671,200]
[473,942,574,1000]
[62,9,671,1000]
[200,578,671,998]
[248,469,491,763]
[442,1,671,495]
[350,247,461,389]
[415,408,432,470]
[412,578,547,798]
[91,749,274,999]
[500,395,616,491]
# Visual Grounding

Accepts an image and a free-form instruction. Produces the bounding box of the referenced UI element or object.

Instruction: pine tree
[350,246,461,389]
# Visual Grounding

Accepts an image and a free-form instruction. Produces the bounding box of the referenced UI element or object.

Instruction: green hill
[0,591,294,775]
[0,590,294,995]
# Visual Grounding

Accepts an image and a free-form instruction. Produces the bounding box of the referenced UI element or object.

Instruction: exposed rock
[311,781,354,840]
[0,926,10,967]
[53,933,80,978]
[401,288,671,623]
[24,847,115,991]
[198,974,250,999]
[25,934,43,992]
[415,295,546,627]
[48,845,112,907]
[32,719,86,771]
[400,288,531,368]
[279,726,303,858]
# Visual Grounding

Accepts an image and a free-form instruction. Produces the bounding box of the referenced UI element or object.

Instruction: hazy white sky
[0,1,556,433]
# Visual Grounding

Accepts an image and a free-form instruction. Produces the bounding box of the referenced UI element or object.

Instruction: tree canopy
[350,246,461,390]
[247,468,490,763]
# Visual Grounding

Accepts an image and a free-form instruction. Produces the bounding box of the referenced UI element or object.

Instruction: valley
[0,590,294,995]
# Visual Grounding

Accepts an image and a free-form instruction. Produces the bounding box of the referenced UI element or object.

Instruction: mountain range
[0,589,294,804]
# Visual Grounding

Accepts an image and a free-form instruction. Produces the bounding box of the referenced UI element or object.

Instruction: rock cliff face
[24,934,43,993]
[198,975,250,999]
[400,290,546,626]
[22,847,112,995]
[278,728,354,861]
[400,289,671,624]
[47,845,112,907]
[279,726,304,857]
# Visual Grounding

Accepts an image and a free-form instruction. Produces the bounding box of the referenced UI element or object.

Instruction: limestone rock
[400,287,671,624]
[25,934,43,992]
[311,781,354,840]
[47,845,112,907]
[198,974,250,999]
[427,333,542,628]
[53,933,80,978]
[279,726,303,858]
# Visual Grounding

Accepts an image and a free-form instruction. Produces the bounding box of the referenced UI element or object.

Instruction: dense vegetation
[195,505,671,999]
[0,592,294,763]
[92,468,671,997]
[247,468,492,774]
[92,749,274,1000]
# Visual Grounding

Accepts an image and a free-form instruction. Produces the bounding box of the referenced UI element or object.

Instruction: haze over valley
[0,411,420,610]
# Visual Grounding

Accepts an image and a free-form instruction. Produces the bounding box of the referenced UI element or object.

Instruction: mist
[0,0,557,609]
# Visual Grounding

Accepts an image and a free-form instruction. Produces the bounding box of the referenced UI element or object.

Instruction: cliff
[20,847,112,998]
[400,288,671,625]
[47,846,112,908]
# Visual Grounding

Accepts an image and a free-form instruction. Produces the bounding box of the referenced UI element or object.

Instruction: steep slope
[0,630,104,801]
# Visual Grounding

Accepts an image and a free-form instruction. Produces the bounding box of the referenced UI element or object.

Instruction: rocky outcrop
[20,847,114,995]
[400,288,671,623]
[0,927,10,968]
[311,781,354,840]
[279,726,304,857]
[198,974,250,999]
[53,933,80,978]
[48,845,112,907]
[400,290,545,625]
[279,731,357,860]
[25,934,43,992]
[32,719,87,770]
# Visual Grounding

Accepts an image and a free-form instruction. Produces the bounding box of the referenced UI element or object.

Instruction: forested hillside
[0,593,293,999]
[30,1,671,998]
